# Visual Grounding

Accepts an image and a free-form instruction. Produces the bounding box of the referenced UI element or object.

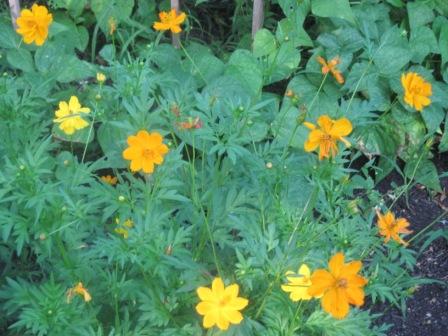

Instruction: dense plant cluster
[0,0,447,335]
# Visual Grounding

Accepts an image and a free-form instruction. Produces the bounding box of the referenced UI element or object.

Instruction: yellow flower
[101,175,117,185]
[53,96,91,135]
[401,72,432,112]
[96,72,106,83]
[376,210,412,246]
[114,227,129,239]
[308,253,368,320]
[304,115,352,160]
[16,4,53,46]
[66,282,91,303]
[122,130,169,174]
[153,9,187,33]
[196,277,249,331]
[281,264,313,301]
[317,56,344,84]
[114,218,134,239]
[123,219,134,228]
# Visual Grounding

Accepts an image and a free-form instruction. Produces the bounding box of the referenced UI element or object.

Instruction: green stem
[179,41,208,84]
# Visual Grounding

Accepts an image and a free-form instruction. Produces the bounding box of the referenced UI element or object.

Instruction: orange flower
[16,4,53,46]
[108,17,117,35]
[317,56,344,84]
[66,282,91,303]
[308,253,368,319]
[122,130,169,174]
[101,175,117,185]
[376,210,412,246]
[401,72,432,112]
[153,9,187,33]
[304,115,352,160]
[196,277,249,331]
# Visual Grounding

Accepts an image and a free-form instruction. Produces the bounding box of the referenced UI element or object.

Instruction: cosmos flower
[308,253,368,319]
[304,115,352,160]
[153,9,187,33]
[16,4,53,46]
[376,210,412,246]
[196,277,249,331]
[122,130,169,174]
[401,72,432,112]
[53,96,91,135]
[281,264,313,301]
[317,56,344,84]
[67,282,91,303]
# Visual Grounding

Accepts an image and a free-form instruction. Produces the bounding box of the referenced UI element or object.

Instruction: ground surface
[373,153,448,336]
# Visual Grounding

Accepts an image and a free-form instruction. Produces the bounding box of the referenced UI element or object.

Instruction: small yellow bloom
[101,175,117,185]
[53,96,91,135]
[96,72,106,83]
[153,9,187,33]
[16,4,53,46]
[401,72,432,112]
[317,56,344,84]
[304,115,352,160]
[67,282,91,303]
[376,210,412,246]
[123,219,134,228]
[196,277,249,331]
[122,130,169,174]
[281,264,313,301]
[308,253,367,319]
[114,218,134,239]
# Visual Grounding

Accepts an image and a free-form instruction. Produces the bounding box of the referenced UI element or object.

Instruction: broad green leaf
[99,44,116,63]
[91,0,135,35]
[373,27,410,75]
[404,158,441,192]
[184,43,224,85]
[409,26,438,63]
[311,0,355,24]
[276,18,313,47]
[407,2,434,30]
[438,115,448,152]
[265,41,300,84]
[253,29,277,58]
[225,50,263,98]
[0,18,20,49]
[97,122,128,168]
[7,49,35,73]
[440,23,448,67]
[421,105,444,134]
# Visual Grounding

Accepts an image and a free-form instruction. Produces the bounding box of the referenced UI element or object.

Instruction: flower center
[320,133,333,142]
[336,278,348,289]
[142,148,155,160]
[218,295,231,307]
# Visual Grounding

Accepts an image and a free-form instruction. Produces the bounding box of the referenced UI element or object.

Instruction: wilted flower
[53,96,91,135]
[177,117,203,130]
[108,17,117,35]
[303,115,352,160]
[67,282,91,303]
[153,9,187,33]
[376,210,412,246]
[16,4,53,46]
[196,277,249,331]
[401,72,432,112]
[308,253,367,319]
[101,175,117,185]
[122,130,169,174]
[281,264,313,301]
[317,56,344,84]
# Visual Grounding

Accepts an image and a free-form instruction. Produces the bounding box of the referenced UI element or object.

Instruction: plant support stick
[171,0,181,48]
[252,0,264,38]
[8,0,20,29]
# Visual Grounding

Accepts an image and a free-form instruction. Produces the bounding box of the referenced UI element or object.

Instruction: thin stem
[179,41,208,84]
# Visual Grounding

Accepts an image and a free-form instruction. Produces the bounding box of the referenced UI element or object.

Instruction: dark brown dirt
[373,153,448,336]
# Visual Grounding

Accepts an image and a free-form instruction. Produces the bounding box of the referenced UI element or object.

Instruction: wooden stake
[171,0,181,49]
[8,0,21,29]
[252,0,264,38]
